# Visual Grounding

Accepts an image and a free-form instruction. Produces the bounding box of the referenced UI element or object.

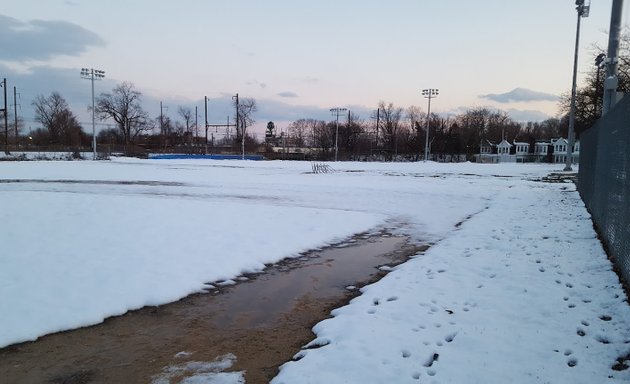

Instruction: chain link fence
[578,94,630,286]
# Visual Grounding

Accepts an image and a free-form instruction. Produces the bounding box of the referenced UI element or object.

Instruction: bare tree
[235,97,257,141]
[287,119,310,147]
[177,106,195,145]
[377,101,403,159]
[406,105,425,160]
[32,92,83,146]
[95,82,152,148]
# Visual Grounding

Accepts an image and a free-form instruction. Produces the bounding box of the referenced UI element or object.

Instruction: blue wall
[149,154,264,161]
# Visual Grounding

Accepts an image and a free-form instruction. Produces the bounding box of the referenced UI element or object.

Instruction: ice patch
[151,353,244,384]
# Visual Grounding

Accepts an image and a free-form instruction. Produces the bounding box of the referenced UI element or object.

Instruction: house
[551,138,579,164]
[534,141,550,162]
[480,140,493,155]
[496,139,512,155]
[474,138,579,164]
[552,138,569,164]
[513,141,530,163]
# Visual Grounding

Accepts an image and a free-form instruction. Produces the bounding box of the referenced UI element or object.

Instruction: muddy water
[0,234,427,384]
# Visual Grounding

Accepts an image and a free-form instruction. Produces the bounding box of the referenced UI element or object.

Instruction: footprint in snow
[595,335,611,344]
[567,357,578,367]
[445,332,457,343]
[387,296,398,302]
[424,353,439,367]
[401,350,411,358]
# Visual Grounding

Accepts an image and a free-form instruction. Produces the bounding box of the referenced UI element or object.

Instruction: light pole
[330,107,347,161]
[564,1,589,172]
[602,0,624,115]
[422,88,438,161]
[80,68,105,160]
[232,93,244,160]
[1,78,7,154]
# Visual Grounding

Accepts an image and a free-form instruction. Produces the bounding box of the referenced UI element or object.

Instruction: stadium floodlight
[330,107,348,162]
[422,89,438,161]
[80,68,105,160]
[565,0,589,171]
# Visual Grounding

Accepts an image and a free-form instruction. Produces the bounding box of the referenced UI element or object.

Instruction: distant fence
[148,154,264,161]
[578,94,630,286]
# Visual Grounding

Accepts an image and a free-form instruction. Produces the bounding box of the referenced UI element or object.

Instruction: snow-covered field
[1,159,628,383]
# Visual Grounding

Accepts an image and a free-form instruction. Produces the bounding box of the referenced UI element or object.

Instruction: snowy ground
[0,159,628,383]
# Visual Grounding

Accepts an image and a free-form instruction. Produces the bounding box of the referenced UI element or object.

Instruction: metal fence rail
[578,94,630,285]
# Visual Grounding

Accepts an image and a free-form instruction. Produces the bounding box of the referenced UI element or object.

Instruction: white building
[474,138,579,164]
[551,138,579,164]
[534,142,550,162]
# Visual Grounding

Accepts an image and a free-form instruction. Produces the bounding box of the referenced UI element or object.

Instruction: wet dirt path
[0,233,427,384]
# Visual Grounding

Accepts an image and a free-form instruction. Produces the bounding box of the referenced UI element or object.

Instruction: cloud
[301,76,319,84]
[479,88,558,103]
[506,108,552,122]
[0,14,105,62]
[246,80,267,89]
[277,91,298,98]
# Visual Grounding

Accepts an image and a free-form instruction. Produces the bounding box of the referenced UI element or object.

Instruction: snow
[273,178,630,384]
[152,353,244,384]
[1,158,628,383]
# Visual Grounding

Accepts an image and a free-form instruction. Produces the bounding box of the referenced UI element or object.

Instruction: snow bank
[273,180,630,384]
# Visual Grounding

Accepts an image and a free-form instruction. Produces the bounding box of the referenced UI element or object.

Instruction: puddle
[0,179,186,187]
[0,234,427,384]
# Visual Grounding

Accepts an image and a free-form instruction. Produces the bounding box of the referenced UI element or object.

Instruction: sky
[0,0,626,137]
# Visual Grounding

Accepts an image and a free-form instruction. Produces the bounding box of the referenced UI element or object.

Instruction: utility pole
[376,108,380,151]
[232,93,242,159]
[195,105,198,148]
[2,78,8,154]
[160,101,164,151]
[226,115,231,140]
[204,96,208,155]
[13,86,18,148]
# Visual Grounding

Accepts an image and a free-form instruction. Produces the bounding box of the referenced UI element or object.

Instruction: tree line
[277,102,568,161]
[24,85,569,161]
[21,31,622,159]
